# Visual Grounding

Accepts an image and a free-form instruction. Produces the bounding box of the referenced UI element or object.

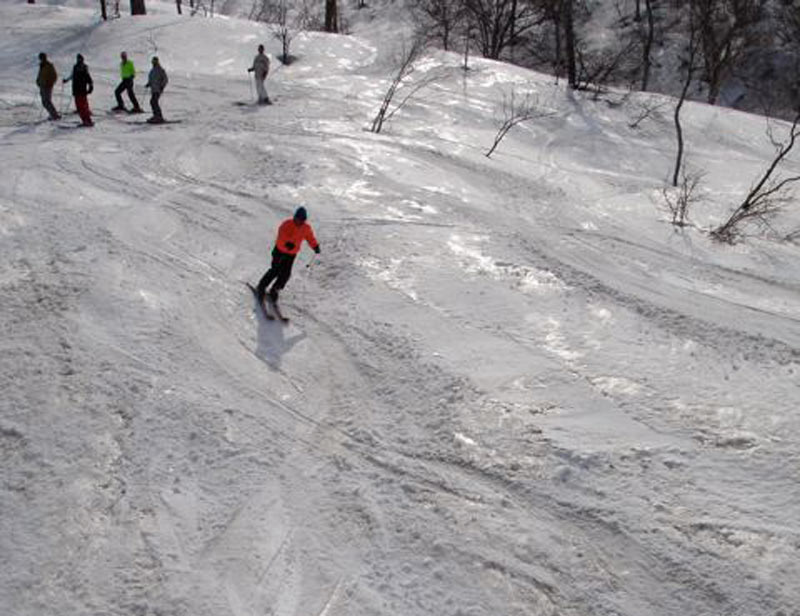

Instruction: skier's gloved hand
[284,242,295,251]
[314,246,321,254]
[247,68,253,73]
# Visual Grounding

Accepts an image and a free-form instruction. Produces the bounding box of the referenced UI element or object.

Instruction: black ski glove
[285,241,295,251]
[314,246,321,254]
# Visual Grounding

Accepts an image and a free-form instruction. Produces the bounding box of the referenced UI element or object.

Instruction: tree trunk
[550,4,562,79]
[640,0,654,91]
[562,0,577,88]
[673,41,697,187]
[100,0,107,19]
[130,0,146,15]
[510,0,518,61]
[325,0,338,33]
[463,25,471,71]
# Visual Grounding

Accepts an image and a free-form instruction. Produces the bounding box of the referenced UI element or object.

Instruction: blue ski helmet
[294,206,308,221]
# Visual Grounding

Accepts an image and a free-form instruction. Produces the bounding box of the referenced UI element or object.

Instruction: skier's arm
[305,226,320,253]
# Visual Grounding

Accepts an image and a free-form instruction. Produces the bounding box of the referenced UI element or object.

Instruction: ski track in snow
[2,3,800,616]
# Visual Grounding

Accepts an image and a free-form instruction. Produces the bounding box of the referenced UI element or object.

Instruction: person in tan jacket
[36,53,60,121]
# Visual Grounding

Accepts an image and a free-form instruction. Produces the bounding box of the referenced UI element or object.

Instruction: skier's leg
[40,87,60,120]
[152,92,163,120]
[113,81,126,109]
[255,268,278,302]
[127,79,141,111]
[255,248,283,301]
[75,96,92,125]
[255,76,267,103]
[270,254,296,301]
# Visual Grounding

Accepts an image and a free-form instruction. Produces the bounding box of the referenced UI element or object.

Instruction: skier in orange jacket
[255,206,320,305]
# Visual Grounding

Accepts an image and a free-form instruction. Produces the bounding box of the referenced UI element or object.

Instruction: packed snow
[1,2,799,615]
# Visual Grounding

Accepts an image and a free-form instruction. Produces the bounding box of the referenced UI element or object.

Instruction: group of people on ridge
[36,44,271,126]
[36,52,169,126]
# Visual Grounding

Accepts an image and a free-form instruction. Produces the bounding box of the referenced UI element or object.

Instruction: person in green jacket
[112,51,142,113]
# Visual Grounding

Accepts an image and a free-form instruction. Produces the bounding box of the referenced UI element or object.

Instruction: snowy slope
[1,3,799,616]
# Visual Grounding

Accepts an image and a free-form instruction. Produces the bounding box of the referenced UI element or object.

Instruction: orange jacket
[274,218,318,255]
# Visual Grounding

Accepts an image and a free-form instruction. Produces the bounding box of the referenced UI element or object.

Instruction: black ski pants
[115,77,140,110]
[256,247,296,301]
[39,86,59,120]
[149,91,163,120]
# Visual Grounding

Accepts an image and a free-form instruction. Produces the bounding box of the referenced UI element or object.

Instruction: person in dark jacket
[144,56,168,124]
[112,51,142,113]
[36,52,60,121]
[62,54,94,127]
[255,206,320,305]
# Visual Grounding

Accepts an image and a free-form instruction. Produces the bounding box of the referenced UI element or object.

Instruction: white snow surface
[2,2,800,615]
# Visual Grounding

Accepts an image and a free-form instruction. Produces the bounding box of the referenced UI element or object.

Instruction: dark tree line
[410,0,791,110]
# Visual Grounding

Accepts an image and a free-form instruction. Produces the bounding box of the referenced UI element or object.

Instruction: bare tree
[411,0,467,51]
[692,0,766,105]
[485,88,552,157]
[131,0,146,15]
[712,112,800,241]
[532,0,563,79]
[627,97,667,129]
[463,0,542,59]
[273,0,296,63]
[575,38,639,96]
[462,21,473,70]
[662,167,705,226]
[562,0,577,88]
[251,0,309,63]
[672,21,699,187]
[523,0,584,87]
[639,0,655,90]
[776,0,800,47]
[371,37,430,134]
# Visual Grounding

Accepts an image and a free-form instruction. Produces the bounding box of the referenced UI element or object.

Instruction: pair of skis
[246,283,289,323]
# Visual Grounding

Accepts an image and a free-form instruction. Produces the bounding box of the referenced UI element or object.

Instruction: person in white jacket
[247,44,271,105]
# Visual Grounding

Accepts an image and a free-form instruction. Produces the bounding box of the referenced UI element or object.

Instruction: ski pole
[34,89,44,121]
[58,81,69,115]
[28,89,39,121]
[58,81,66,115]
